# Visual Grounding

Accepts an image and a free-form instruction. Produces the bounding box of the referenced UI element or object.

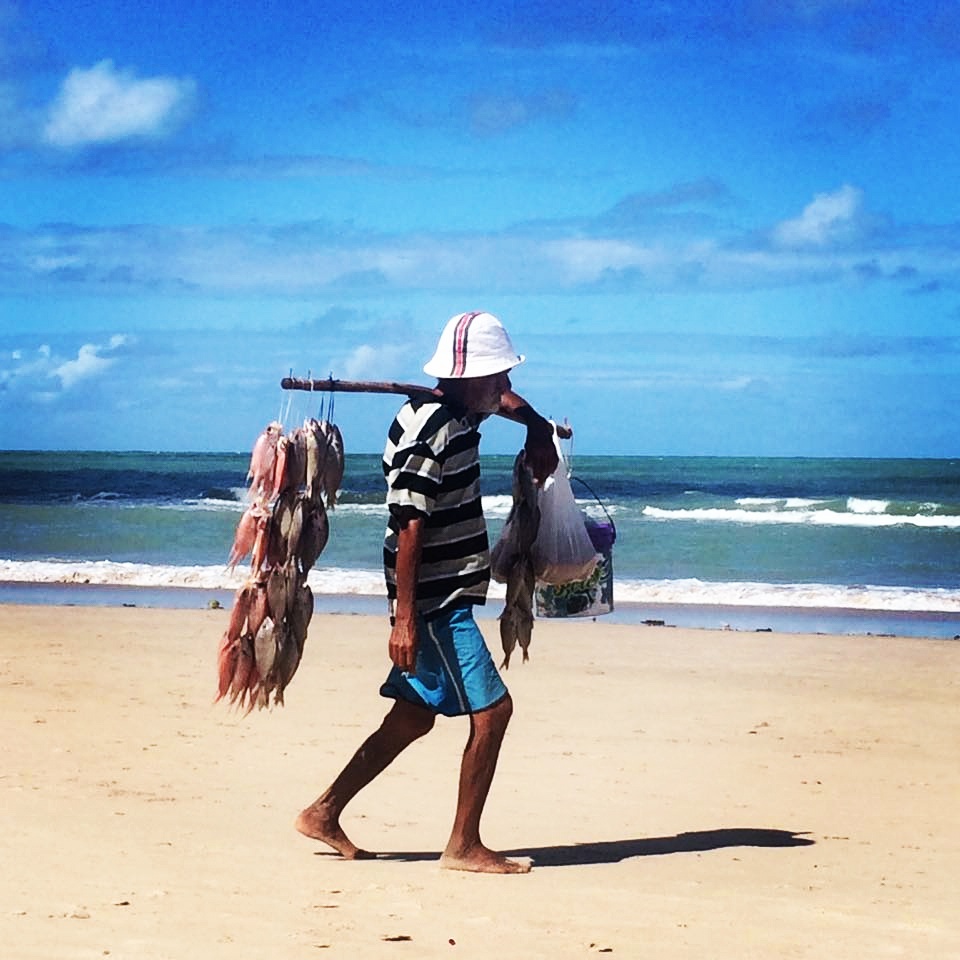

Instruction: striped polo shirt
[382,397,490,617]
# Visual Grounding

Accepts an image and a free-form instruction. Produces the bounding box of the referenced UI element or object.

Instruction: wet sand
[2,604,958,958]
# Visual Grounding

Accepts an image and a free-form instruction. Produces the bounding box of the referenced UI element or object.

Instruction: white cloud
[1,344,56,396]
[7,189,957,299]
[52,343,115,389]
[772,184,863,248]
[2,338,133,397]
[467,90,576,136]
[340,344,381,379]
[718,375,767,392]
[43,60,195,148]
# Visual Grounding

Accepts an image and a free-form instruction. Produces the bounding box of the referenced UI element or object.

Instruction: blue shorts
[380,604,508,717]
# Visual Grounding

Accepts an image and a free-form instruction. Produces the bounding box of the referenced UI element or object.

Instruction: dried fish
[247,422,283,501]
[304,418,344,508]
[218,418,343,710]
[493,451,541,668]
[297,500,329,575]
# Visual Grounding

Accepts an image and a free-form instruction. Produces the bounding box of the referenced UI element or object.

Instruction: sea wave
[163,497,513,519]
[614,578,960,612]
[0,559,506,602]
[180,497,246,512]
[847,498,890,514]
[644,502,960,529]
[3,559,960,613]
[736,497,826,509]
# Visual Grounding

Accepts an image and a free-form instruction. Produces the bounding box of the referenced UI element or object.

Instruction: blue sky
[1,0,959,456]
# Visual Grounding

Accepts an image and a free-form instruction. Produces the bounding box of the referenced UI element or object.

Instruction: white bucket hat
[423,311,525,379]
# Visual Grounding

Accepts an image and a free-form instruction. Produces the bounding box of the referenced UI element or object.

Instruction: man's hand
[389,612,418,673]
[495,389,562,484]
[522,413,559,484]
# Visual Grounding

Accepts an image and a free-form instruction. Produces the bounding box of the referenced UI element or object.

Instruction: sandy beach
[2,604,958,959]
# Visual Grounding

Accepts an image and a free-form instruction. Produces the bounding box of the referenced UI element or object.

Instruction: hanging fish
[252,617,278,705]
[265,565,290,624]
[288,582,314,653]
[272,434,289,497]
[317,420,344,508]
[304,419,322,502]
[283,427,308,494]
[304,418,344,508]
[218,412,344,710]
[297,499,329,575]
[247,422,283,501]
[493,451,541,667]
[226,631,257,710]
[227,502,270,571]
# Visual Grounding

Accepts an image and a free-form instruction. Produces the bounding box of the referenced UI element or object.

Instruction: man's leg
[295,698,435,858]
[440,693,530,874]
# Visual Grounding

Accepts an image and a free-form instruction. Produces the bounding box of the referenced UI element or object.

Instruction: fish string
[555,416,574,478]
[278,368,295,428]
[316,373,336,423]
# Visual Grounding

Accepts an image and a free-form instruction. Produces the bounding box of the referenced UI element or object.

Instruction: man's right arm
[388,512,424,673]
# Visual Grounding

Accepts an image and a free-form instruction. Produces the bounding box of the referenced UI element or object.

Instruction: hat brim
[423,354,524,379]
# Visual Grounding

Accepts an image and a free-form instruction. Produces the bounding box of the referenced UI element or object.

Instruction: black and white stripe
[382,397,490,617]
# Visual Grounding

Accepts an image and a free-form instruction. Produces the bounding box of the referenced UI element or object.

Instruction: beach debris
[491,451,541,667]
[216,417,344,711]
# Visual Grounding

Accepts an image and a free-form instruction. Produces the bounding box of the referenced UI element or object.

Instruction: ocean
[2,450,959,639]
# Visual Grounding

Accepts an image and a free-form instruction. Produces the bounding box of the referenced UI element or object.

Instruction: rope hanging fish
[217,389,345,713]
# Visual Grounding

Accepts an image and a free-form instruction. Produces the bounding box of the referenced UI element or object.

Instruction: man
[295,311,558,874]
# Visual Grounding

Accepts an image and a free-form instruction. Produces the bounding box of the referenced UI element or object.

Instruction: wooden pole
[280,376,573,438]
[280,376,442,399]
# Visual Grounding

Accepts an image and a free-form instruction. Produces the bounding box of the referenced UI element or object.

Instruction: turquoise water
[1,450,959,634]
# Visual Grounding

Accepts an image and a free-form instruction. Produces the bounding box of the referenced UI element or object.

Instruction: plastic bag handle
[570,475,617,544]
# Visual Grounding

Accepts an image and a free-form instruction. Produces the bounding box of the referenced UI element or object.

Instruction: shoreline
[2,579,958,640]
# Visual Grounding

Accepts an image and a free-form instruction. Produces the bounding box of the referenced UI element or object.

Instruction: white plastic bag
[530,430,599,586]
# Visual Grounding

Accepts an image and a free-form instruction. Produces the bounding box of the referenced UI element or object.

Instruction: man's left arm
[495,389,560,483]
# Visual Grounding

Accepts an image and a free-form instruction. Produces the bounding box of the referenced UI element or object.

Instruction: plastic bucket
[535,514,615,619]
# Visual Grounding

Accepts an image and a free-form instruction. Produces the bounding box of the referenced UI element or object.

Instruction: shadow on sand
[371,828,815,868]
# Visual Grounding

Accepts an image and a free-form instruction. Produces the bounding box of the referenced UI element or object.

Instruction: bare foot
[440,843,532,874]
[294,803,375,860]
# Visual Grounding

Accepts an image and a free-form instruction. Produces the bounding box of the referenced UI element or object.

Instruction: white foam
[178,498,244,512]
[613,578,960,612]
[736,497,825,509]
[0,559,251,590]
[481,494,514,519]
[3,560,958,612]
[847,498,890,514]
[643,505,960,529]
[330,503,389,517]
